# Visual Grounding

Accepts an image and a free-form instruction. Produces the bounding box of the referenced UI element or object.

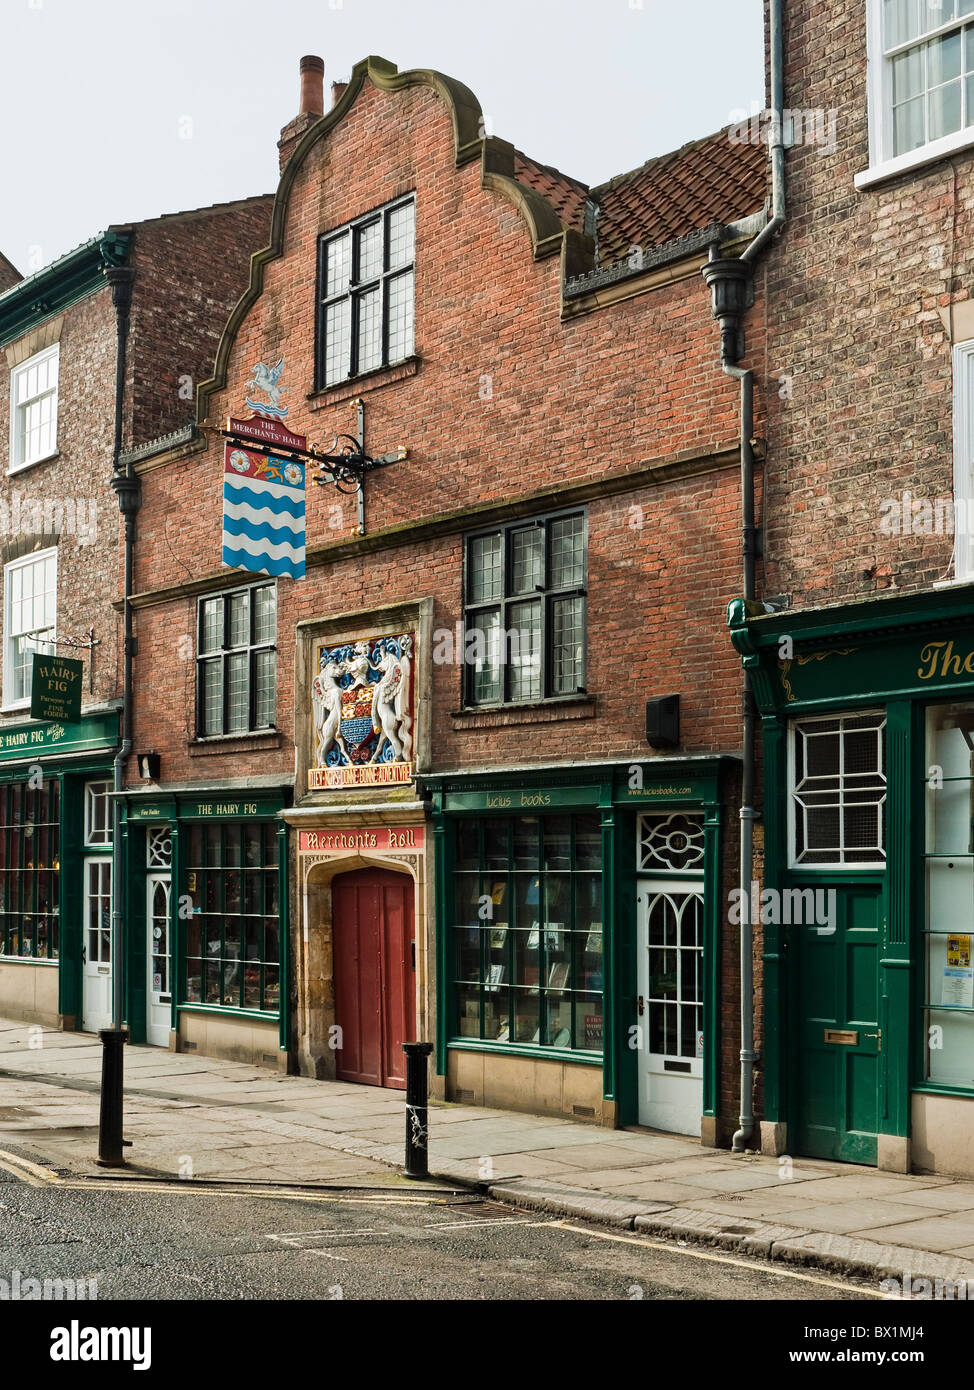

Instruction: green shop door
[793,883,883,1164]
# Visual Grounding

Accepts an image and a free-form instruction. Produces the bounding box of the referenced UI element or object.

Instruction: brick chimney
[279,55,325,172]
[331,80,347,107]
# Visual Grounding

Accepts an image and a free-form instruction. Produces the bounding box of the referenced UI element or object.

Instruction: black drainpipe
[99,262,138,1167]
[701,0,786,1154]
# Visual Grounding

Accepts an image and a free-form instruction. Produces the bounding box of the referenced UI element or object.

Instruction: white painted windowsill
[6,449,60,477]
[855,128,974,189]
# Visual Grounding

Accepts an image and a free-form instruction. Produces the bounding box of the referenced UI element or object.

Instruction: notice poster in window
[943,933,974,1008]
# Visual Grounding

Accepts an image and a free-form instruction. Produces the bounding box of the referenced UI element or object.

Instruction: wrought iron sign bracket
[312,398,407,535]
[24,627,101,693]
[206,397,407,540]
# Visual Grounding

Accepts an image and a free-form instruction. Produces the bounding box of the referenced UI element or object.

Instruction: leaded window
[638,812,705,873]
[790,712,887,867]
[182,821,280,1014]
[463,511,587,707]
[196,582,276,737]
[0,778,59,959]
[146,825,172,870]
[316,196,415,389]
[452,814,603,1052]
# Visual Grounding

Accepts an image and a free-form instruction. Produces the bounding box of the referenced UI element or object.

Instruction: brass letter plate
[824,1028,858,1045]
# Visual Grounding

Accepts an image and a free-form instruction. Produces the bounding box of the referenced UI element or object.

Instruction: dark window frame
[0,777,60,960]
[450,813,604,1054]
[181,820,281,1016]
[314,193,416,390]
[462,508,588,709]
[195,581,277,739]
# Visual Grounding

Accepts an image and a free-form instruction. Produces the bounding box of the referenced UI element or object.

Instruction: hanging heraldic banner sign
[221,443,306,579]
[30,654,83,724]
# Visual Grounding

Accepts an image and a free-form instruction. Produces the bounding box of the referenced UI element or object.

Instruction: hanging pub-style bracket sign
[24,627,101,697]
[205,397,407,538]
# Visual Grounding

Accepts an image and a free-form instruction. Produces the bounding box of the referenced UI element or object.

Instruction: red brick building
[120,54,769,1139]
[0,198,272,1035]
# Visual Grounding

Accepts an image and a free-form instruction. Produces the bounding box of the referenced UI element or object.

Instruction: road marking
[0,1148,62,1186]
[0,1153,461,1204]
[66,1181,452,1204]
[267,1228,388,1243]
[423,1216,539,1231]
[552,1221,883,1296]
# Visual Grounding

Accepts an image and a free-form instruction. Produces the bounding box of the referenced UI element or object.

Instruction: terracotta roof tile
[513,151,590,233]
[592,132,768,265]
[511,129,767,267]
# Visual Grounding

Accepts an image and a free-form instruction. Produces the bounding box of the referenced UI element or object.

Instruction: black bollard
[402,1040,434,1179]
[96,1028,127,1167]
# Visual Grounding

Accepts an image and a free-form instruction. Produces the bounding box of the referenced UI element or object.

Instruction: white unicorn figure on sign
[370,638,413,764]
[311,659,349,767]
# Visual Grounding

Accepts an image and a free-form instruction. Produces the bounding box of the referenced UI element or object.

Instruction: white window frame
[84,856,113,968]
[953,339,974,581]
[787,710,888,870]
[859,0,974,186]
[84,781,113,848]
[8,343,59,473]
[3,546,57,711]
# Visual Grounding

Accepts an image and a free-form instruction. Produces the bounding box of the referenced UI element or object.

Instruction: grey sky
[6,0,764,274]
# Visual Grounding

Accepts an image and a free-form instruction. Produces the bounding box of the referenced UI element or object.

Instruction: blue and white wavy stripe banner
[221,445,306,579]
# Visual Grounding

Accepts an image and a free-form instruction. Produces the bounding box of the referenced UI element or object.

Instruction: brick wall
[760,0,961,607]
[0,289,121,718]
[127,198,274,449]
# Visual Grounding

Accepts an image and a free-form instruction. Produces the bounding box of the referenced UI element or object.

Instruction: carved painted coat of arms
[308,633,414,789]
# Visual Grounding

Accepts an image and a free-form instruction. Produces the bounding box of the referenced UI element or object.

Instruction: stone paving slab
[774,1198,949,1235]
[776,1173,951,1203]
[888,1184,974,1212]
[489,1179,674,1227]
[851,1213,974,1253]
[674,1165,800,1193]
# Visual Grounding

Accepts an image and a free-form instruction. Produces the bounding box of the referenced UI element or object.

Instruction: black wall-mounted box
[646,695,680,749]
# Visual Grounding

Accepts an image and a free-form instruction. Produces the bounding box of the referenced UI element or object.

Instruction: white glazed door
[146,874,172,1047]
[82,857,113,1033]
[637,880,705,1135]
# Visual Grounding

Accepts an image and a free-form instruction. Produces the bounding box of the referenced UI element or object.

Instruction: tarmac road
[0,1159,874,1302]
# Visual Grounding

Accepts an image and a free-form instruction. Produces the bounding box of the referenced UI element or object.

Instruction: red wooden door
[332,868,415,1089]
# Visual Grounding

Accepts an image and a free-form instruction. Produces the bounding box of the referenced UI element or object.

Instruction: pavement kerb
[473,1180,974,1290]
